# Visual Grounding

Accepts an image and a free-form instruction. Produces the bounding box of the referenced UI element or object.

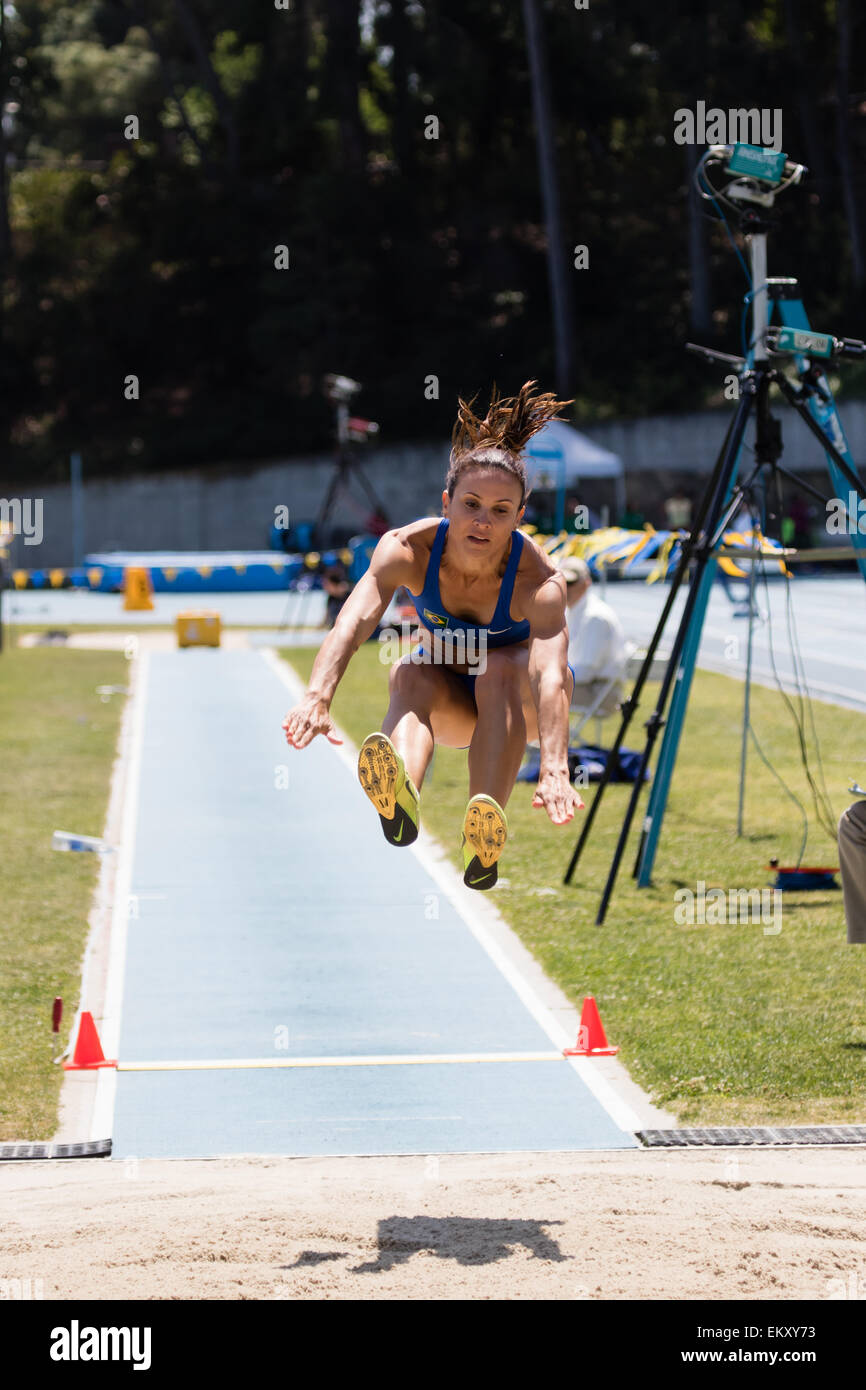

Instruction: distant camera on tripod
[323,374,362,404]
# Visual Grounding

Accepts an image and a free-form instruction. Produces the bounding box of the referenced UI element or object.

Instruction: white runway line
[264,646,642,1134]
[118,1052,565,1071]
[89,650,151,1142]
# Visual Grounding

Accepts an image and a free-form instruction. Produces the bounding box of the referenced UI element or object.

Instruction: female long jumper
[282,380,584,890]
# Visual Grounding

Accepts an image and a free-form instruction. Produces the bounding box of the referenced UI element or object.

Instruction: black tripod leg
[628,472,756,883]
[707,461,764,553]
[593,383,755,924]
[352,459,393,527]
[314,457,348,548]
[772,461,841,507]
[563,400,744,887]
[626,390,767,883]
[773,372,866,503]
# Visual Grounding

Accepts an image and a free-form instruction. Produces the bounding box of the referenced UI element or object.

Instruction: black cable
[766,464,837,840]
[758,551,836,853]
[747,722,809,866]
[739,497,811,865]
[782,562,838,837]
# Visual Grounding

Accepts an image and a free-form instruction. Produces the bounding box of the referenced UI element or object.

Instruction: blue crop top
[408,518,531,649]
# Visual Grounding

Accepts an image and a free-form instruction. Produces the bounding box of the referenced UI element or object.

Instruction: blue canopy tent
[523,420,626,533]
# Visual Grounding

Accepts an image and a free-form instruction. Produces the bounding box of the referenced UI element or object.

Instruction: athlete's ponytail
[446,379,574,508]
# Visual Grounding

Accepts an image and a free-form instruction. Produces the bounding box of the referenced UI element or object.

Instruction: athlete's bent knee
[388,653,435,697]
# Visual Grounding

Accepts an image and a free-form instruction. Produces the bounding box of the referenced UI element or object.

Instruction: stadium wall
[6,402,866,569]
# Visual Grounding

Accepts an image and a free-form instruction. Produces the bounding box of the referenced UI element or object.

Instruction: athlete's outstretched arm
[524,574,584,824]
[282,530,413,749]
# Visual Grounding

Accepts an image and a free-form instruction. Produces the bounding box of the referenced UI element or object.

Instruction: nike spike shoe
[462,794,508,891]
[358,732,420,847]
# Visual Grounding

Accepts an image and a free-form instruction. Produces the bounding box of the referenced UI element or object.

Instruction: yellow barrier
[176,612,221,648]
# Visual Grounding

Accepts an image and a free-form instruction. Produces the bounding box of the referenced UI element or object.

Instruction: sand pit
[2,1146,865,1301]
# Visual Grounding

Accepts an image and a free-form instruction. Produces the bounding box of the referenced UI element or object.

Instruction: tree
[520,0,577,400]
[834,0,865,286]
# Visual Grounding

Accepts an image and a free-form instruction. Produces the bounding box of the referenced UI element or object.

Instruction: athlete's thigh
[481,642,572,744]
[503,644,541,741]
[389,653,478,748]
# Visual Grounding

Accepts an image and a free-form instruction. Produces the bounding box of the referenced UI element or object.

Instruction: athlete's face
[442,470,524,560]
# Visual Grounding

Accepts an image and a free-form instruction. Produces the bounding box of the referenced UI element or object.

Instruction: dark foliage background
[1,0,864,484]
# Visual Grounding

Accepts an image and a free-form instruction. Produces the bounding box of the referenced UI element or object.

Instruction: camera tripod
[277,375,392,633]
[563,144,866,924]
[313,374,391,549]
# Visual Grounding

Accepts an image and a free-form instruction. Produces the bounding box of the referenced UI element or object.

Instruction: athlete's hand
[532,769,584,824]
[282,696,343,749]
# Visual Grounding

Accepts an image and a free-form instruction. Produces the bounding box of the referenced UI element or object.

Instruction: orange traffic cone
[563,995,618,1056]
[62,1011,117,1070]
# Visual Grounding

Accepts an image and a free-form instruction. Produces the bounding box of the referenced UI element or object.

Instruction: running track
[100,647,639,1159]
[599,573,866,714]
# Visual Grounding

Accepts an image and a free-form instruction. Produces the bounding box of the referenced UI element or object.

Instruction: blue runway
[110,648,636,1158]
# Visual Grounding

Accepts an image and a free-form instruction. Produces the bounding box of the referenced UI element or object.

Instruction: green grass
[5,622,302,633]
[0,638,127,1140]
[4,621,863,1137]
[283,642,866,1126]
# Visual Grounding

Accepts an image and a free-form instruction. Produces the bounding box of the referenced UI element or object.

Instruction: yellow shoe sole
[358,732,419,846]
[462,794,507,889]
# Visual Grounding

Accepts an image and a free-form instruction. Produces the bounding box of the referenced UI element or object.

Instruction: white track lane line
[265,646,642,1133]
[90,649,150,1142]
[119,1052,563,1071]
